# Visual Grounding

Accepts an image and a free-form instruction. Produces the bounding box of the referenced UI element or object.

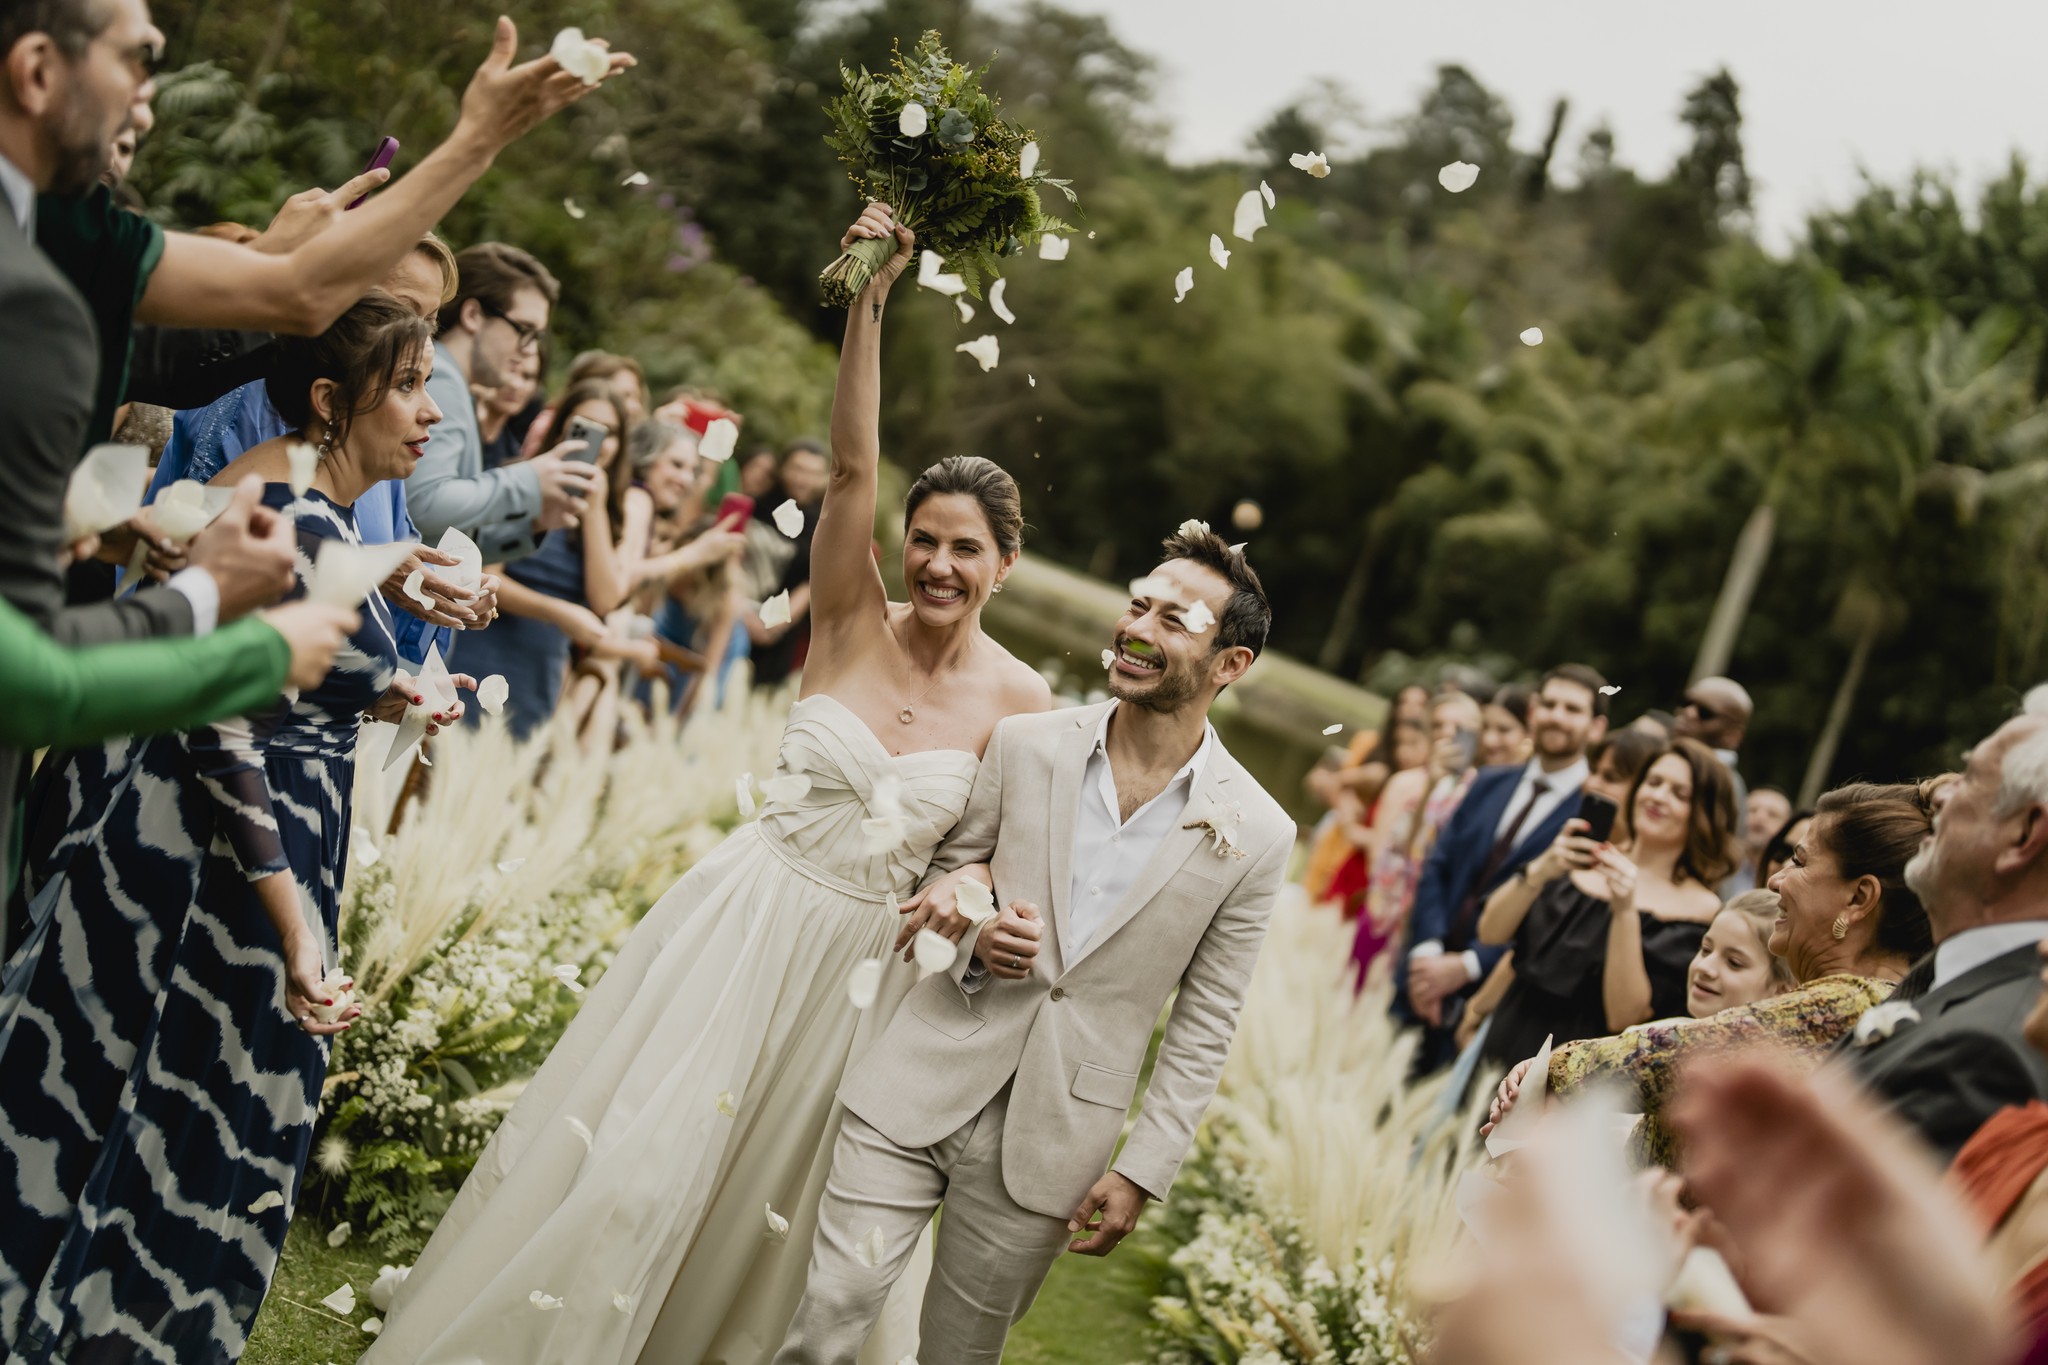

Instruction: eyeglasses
[479,302,545,353]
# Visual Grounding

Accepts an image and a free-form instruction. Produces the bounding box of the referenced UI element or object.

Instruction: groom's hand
[1068,1171,1148,1256]
[972,901,1042,980]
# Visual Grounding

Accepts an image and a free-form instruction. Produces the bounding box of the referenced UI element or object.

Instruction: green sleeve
[0,601,290,748]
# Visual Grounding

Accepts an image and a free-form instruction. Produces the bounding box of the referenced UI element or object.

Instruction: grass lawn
[244,1219,411,1365]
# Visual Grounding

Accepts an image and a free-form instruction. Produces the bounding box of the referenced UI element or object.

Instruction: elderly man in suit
[1390,663,1611,1074]
[774,527,1292,1365]
[1846,686,2048,1161]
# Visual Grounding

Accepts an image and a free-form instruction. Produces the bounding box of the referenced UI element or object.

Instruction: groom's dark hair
[1159,526,1271,660]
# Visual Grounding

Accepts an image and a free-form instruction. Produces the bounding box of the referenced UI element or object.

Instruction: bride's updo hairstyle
[902,456,1024,557]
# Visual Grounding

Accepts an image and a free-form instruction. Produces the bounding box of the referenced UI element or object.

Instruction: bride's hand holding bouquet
[839,202,915,310]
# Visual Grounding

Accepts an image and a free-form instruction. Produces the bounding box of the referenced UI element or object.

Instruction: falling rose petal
[1520,327,1544,346]
[612,1291,633,1314]
[899,101,928,137]
[913,929,958,976]
[362,1317,383,1335]
[698,417,739,463]
[529,1290,565,1312]
[1178,518,1212,537]
[847,957,883,1010]
[1101,648,1115,670]
[248,1190,285,1215]
[401,569,432,610]
[761,773,812,804]
[1027,375,1036,387]
[548,28,609,85]
[1038,234,1070,261]
[1208,234,1231,269]
[1438,160,1481,193]
[355,838,380,868]
[1173,267,1194,303]
[287,441,319,497]
[477,674,509,715]
[988,278,1016,324]
[566,1117,594,1151]
[1323,723,1344,736]
[1232,191,1267,242]
[1600,684,1622,696]
[715,1091,738,1117]
[759,590,791,627]
[1260,180,1276,209]
[1019,140,1040,179]
[368,1265,411,1313]
[765,1204,790,1241]
[563,198,586,220]
[306,969,356,1024]
[1288,150,1332,178]
[954,334,1000,372]
[855,1226,888,1269]
[954,879,998,926]
[1129,574,1176,600]
[916,249,968,297]
[622,171,650,187]
[770,499,804,539]
[1184,601,1216,633]
[321,1283,357,1316]
[1229,542,1248,554]
[327,1222,352,1248]
[548,962,585,994]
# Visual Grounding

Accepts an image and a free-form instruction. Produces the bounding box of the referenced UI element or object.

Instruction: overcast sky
[1008,0,2048,246]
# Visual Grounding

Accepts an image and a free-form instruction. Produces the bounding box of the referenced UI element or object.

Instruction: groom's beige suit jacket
[838,701,1293,1220]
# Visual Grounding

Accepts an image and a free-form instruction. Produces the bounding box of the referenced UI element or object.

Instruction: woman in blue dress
[0,294,471,1364]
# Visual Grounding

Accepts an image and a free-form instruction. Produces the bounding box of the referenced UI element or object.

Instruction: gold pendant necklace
[896,664,954,725]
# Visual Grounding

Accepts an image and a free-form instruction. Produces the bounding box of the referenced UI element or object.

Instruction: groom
[774,523,1293,1364]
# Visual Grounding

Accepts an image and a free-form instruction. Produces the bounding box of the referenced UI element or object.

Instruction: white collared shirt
[1932,920,2048,994]
[1495,754,1590,843]
[0,150,34,235]
[1067,702,1215,956]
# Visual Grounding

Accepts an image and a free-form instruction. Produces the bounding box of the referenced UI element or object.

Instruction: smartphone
[1576,791,1620,845]
[563,416,609,465]
[347,137,399,210]
[714,493,755,532]
[1451,728,1479,771]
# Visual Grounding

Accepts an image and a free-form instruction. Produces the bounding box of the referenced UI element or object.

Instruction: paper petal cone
[1485,1034,1552,1158]
[309,541,413,609]
[436,527,484,590]
[63,444,149,542]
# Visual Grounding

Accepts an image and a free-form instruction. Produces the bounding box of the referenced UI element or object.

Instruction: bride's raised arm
[809,204,915,644]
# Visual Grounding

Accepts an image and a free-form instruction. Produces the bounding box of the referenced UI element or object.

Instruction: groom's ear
[1209,643,1255,691]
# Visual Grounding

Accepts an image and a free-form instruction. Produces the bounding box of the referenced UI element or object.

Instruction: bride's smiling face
[901,493,1012,624]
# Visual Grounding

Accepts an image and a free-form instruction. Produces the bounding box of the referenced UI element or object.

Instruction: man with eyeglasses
[407,241,604,566]
[1676,674,1752,819]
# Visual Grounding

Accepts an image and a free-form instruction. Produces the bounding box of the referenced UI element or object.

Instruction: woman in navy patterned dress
[0,295,468,1363]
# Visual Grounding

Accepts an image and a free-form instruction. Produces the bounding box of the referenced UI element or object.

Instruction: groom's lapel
[1067,761,1233,971]
[1045,705,1104,970]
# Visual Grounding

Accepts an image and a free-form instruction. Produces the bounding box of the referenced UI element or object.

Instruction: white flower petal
[1600,684,1622,696]
[1027,374,1036,387]
[1129,574,1176,600]
[497,858,525,873]
[401,569,432,610]
[622,171,650,187]
[913,929,958,976]
[1438,160,1481,193]
[477,674,509,715]
[549,28,609,85]
[1183,600,1216,633]
[1232,191,1267,242]
[759,591,791,627]
[1173,266,1194,303]
[847,957,884,1010]
[1288,150,1331,178]
[529,1290,565,1311]
[954,878,998,926]
[767,499,804,541]
[306,969,356,1024]
[1208,234,1231,270]
[899,101,928,137]
[854,1225,888,1269]
[563,198,586,220]
[761,773,812,804]
[1038,234,1070,261]
[1018,140,1040,179]
[548,962,585,994]
[287,441,319,497]
[612,1291,634,1314]
[362,1317,383,1336]
[1101,648,1115,671]
[355,838,380,868]
[955,297,975,324]
[736,773,757,818]
[1229,541,1247,555]
[716,1091,738,1116]
[954,334,1000,372]
[368,1265,410,1313]
[321,1283,357,1316]
[327,1222,352,1248]
[916,249,968,297]
[766,1203,790,1241]
[1260,180,1276,209]
[248,1190,285,1215]
[1520,327,1544,346]
[698,417,739,463]
[1178,518,1212,538]
[989,278,1016,324]
[1322,723,1344,736]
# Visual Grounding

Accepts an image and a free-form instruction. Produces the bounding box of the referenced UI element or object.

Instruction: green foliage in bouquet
[819,30,1077,306]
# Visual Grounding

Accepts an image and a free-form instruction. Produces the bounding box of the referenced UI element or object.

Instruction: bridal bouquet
[817,30,1077,306]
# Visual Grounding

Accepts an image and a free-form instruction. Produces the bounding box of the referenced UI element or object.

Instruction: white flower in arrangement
[954,334,1000,372]
[1288,150,1332,178]
[1232,190,1267,242]
[954,297,974,324]
[1173,267,1194,303]
[716,1091,738,1117]
[988,278,1016,324]
[477,675,510,715]
[1520,326,1545,346]
[698,417,739,463]
[326,1221,352,1248]
[854,1225,888,1269]
[759,591,792,627]
[1038,234,1070,261]
[898,101,929,136]
[1854,999,1921,1046]
[368,1265,411,1313]
[953,878,998,927]
[1018,140,1040,179]
[913,929,958,976]
[847,958,883,1010]
[765,1204,790,1241]
[549,28,610,85]
[563,198,586,221]
[529,1290,565,1311]
[735,774,757,818]
[1438,160,1481,192]
[1208,234,1231,269]
[287,441,319,497]
[316,1134,353,1175]
[321,1283,357,1315]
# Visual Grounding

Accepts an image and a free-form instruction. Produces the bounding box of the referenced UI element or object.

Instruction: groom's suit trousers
[772,1083,1073,1365]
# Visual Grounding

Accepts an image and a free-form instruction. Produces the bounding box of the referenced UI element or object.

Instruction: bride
[367,204,1049,1364]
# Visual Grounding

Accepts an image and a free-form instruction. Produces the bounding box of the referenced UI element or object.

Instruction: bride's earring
[991,581,1003,594]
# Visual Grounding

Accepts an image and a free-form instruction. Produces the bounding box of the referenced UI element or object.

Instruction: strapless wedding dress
[367,695,978,1364]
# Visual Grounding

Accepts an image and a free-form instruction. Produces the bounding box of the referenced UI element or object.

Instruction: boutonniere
[1183,797,1248,860]
[1852,999,1921,1047]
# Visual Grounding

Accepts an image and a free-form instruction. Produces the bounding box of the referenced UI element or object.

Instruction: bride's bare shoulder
[977,635,1053,717]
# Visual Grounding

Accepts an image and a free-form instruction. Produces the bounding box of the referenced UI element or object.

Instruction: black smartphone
[1576,791,1620,844]
[347,137,399,210]
[563,416,609,465]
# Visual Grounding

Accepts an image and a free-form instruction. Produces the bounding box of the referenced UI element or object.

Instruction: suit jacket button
[1049,987,1066,1001]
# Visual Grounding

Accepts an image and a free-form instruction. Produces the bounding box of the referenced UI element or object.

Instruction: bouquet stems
[819,232,903,309]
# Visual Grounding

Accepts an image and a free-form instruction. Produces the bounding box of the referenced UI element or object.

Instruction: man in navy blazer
[1391,664,1610,1074]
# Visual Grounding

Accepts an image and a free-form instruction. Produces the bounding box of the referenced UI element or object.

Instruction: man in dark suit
[1843,691,2048,1161]
[1392,664,1610,1074]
